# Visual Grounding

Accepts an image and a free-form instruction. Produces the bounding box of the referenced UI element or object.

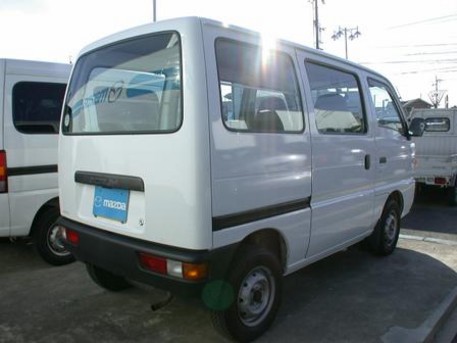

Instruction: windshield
[62,32,182,135]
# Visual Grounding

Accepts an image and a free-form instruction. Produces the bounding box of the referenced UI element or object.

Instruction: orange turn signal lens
[183,262,208,281]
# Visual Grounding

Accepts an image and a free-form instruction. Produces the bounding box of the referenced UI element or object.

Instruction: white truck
[411,108,457,205]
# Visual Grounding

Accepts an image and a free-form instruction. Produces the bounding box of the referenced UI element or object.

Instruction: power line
[373,43,457,49]
[388,13,457,29]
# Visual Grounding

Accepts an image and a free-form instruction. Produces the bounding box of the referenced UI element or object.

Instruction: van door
[299,59,376,258]
[367,78,414,213]
[0,60,10,236]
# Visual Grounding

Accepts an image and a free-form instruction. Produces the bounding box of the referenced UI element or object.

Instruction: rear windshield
[62,32,182,135]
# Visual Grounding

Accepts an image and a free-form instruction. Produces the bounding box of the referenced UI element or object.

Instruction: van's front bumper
[57,217,237,298]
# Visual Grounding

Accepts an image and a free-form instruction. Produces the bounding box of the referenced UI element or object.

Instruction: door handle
[364,155,371,170]
[379,157,387,164]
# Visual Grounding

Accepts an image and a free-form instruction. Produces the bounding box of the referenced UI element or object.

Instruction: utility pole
[429,75,446,108]
[331,26,361,59]
[153,0,157,22]
[310,0,325,50]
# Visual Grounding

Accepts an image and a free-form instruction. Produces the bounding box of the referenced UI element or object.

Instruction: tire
[210,245,282,342]
[86,264,132,291]
[367,199,401,256]
[32,206,75,266]
[446,182,457,206]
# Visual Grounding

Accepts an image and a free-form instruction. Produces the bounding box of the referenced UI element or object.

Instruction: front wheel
[211,245,282,342]
[366,199,401,256]
[32,206,75,266]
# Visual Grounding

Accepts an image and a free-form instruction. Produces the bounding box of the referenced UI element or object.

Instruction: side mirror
[409,117,426,137]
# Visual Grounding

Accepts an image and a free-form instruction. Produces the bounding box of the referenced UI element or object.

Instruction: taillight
[60,227,80,246]
[138,252,208,281]
[0,150,7,193]
[435,177,447,185]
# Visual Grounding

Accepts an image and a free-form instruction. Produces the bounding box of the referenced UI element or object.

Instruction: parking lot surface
[1,190,456,343]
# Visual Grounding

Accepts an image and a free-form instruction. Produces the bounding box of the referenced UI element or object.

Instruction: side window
[13,82,66,134]
[306,62,366,134]
[216,39,303,133]
[368,79,405,133]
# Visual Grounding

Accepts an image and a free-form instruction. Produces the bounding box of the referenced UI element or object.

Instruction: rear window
[13,82,66,134]
[62,32,182,135]
[424,117,450,132]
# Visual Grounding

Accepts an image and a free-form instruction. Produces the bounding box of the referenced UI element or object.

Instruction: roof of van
[1,58,71,79]
[76,16,388,83]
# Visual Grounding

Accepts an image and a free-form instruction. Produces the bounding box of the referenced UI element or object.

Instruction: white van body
[58,17,420,341]
[0,59,73,265]
[410,108,457,205]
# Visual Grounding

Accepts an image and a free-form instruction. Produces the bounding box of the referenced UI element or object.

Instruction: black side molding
[212,197,311,231]
[8,164,58,176]
[75,171,144,192]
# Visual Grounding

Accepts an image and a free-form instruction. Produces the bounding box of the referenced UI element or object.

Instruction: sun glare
[261,32,278,65]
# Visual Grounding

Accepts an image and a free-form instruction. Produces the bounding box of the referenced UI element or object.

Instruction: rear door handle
[379,157,387,164]
[364,155,371,170]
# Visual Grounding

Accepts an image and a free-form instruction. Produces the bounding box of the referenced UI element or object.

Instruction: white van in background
[57,17,424,341]
[0,59,73,265]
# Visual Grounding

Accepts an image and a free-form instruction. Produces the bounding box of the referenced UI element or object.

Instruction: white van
[57,17,424,341]
[0,58,73,265]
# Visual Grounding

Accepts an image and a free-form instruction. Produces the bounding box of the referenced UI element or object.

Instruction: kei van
[0,59,73,265]
[57,17,425,341]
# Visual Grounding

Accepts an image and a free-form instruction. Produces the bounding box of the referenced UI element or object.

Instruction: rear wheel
[367,199,401,256]
[86,264,132,291]
[211,245,282,342]
[33,206,75,266]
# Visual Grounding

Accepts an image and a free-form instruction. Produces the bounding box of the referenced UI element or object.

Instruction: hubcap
[383,210,398,247]
[47,225,70,256]
[237,266,275,327]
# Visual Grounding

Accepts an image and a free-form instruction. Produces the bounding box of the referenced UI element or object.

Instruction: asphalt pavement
[0,188,456,342]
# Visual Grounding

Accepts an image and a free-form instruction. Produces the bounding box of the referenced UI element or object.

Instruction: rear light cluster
[434,177,448,186]
[138,252,208,281]
[0,150,7,193]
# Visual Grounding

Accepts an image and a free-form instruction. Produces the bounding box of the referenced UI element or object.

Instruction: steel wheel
[238,266,275,327]
[33,206,75,266]
[383,210,398,248]
[210,244,282,342]
[366,199,400,256]
[46,224,69,257]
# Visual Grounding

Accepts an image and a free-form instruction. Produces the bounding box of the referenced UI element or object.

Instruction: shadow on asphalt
[263,246,457,343]
[403,186,457,236]
[1,237,456,343]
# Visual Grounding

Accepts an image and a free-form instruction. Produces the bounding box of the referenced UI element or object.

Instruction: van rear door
[59,31,211,250]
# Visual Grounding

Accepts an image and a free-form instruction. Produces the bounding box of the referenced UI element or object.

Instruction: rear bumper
[57,217,238,298]
[415,175,455,187]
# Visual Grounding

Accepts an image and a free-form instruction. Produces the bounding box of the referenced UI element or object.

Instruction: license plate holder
[93,186,129,223]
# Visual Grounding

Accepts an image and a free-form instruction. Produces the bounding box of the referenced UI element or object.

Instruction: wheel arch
[387,190,404,215]
[236,228,287,273]
[29,196,60,237]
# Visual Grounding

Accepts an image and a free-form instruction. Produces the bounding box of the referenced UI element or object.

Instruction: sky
[1,0,457,106]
